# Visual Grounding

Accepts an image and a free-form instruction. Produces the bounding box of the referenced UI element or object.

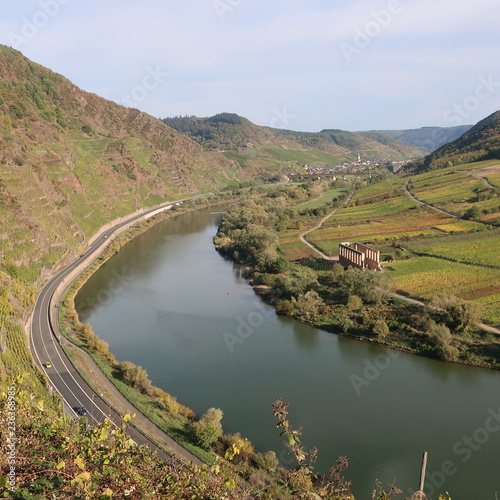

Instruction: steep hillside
[162,114,424,175]
[408,111,500,172]
[366,125,472,152]
[0,45,244,378]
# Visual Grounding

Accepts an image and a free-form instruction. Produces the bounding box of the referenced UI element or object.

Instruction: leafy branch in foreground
[272,398,414,500]
[272,397,353,499]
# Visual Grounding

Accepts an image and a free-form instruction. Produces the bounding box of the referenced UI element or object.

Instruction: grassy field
[383,257,500,320]
[296,188,349,210]
[403,228,500,268]
[263,147,341,164]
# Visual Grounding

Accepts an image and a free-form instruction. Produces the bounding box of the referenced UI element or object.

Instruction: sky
[0,0,499,132]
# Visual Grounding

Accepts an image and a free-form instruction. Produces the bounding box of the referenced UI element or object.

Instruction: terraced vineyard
[408,159,500,224]
[280,161,500,327]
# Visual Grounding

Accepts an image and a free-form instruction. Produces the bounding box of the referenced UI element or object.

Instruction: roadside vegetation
[2,374,454,499]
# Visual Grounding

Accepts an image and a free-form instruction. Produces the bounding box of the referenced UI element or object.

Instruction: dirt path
[391,292,500,334]
[463,170,498,190]
[403,179,459,219]
[299,193,353,259]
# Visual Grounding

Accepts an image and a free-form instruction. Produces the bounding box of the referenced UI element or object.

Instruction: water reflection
[75,205,500,500]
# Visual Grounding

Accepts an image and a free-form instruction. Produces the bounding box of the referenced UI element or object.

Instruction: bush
[221,432,255,464]
[347,295,363,311]
[271,255,291,273]
[430,295,482,334]
[439,344,460,362]
[187,408,223,450]
[276,299,295,316]
[372,319,389,338]
[119,360,151,393]
[253,450,279,472]
[339,314,354,333]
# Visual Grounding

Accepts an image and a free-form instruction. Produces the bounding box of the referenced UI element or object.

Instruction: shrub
[439,344,460,362]
[372,319,389,338]
[187,408,223,450]
[276,299,295,316]
[253,450,279,472]
[347,295,363,311]
[430,295,482,334]
[119,360,151,393]
[339,314,354,333]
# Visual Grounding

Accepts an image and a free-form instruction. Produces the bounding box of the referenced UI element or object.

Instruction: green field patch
[411,171,470,190]
[338,197,419,219]
[453,159,500,172]
[297,188,348,210]
[384,257,500,301]
[433,220,485,233]
[476,293,500,328]
[404,228,500,267]
[413,178,484,205]
[263,147,336,164]
[485,172,500,186]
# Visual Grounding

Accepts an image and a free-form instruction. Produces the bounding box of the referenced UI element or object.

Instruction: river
[75,206,500,499]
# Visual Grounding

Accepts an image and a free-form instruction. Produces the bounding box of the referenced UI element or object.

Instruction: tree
[188,408,224,450]
[327,267,392,305]
[294,290,324,319]
[372,319,389,338]
[463,206,480,220]
[347,295,363,311]
[430,295,482,334]
[119,361,151,392]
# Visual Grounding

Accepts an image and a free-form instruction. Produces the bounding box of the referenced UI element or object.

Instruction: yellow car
[43,362,52,368]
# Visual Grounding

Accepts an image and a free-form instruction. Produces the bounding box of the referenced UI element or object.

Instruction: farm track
[403,179,460,219]
[299,193,353,259]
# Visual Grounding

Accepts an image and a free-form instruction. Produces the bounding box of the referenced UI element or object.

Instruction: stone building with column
[338,242,381,271]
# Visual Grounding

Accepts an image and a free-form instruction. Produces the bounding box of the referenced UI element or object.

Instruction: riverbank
[215,194,500,372]
[59,200,363,499]
[57,199,234,465]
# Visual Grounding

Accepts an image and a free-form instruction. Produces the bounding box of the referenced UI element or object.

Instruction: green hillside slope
[162,114,424,176]
[408,111,500,172]
[0,45,245,379]
[366,125,472,152]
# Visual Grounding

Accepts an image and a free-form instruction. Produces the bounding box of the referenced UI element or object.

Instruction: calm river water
[76,206,500,499]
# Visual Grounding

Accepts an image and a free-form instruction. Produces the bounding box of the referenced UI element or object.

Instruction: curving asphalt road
[30,200,203,466]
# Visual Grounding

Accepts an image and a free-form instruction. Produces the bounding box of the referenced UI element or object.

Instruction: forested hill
[365,125,472,152]
[162,113,424,173]
[407,111,500,172]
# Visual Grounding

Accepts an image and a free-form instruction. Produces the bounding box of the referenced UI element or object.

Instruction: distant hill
[162,114,424,172]
[366,125,473,152]
[407,111,500,172]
